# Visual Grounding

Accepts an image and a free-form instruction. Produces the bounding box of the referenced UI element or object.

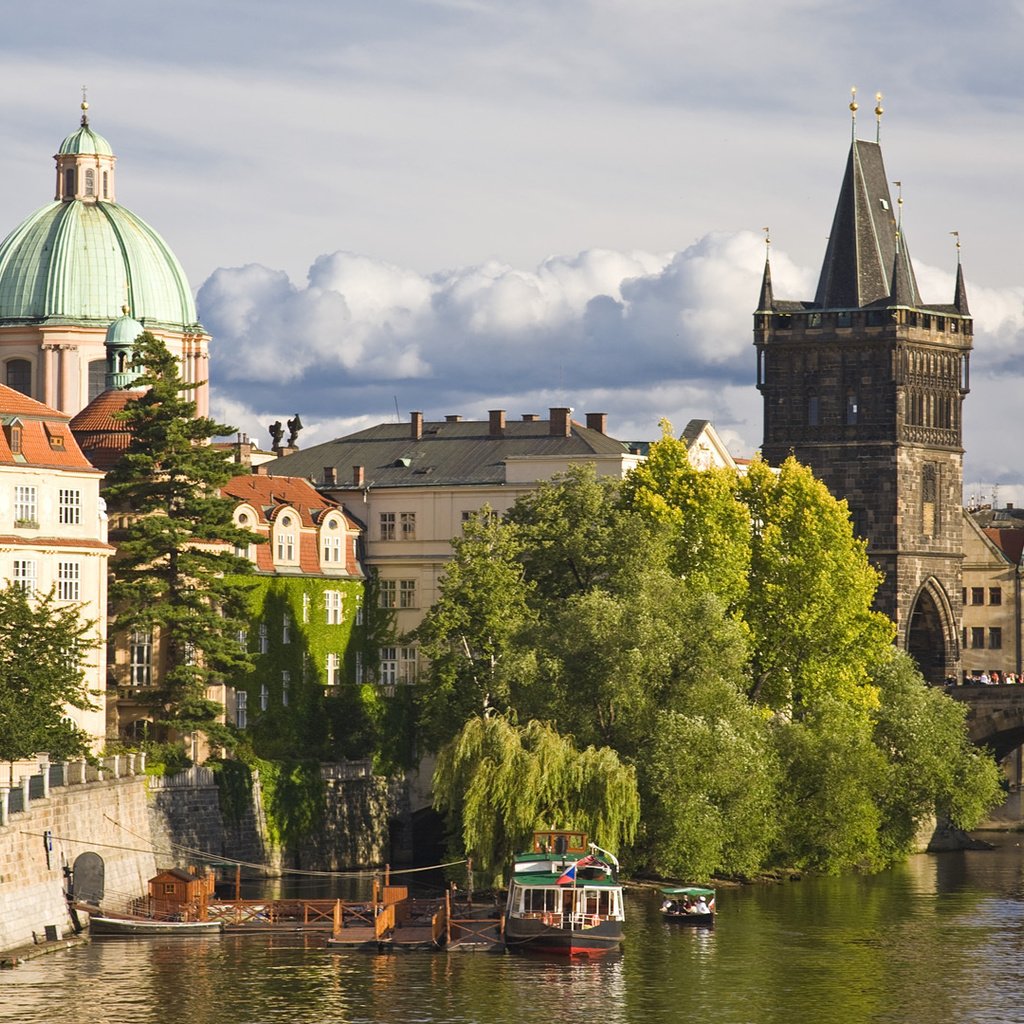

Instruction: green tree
[413,511,537,751]
[104,333,259,748]
[621,420,751,608]
[432,713,639,885]
[0,585,97,763]
[738,457,895,714]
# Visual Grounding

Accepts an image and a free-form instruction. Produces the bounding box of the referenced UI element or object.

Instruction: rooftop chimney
[323,466,337,486]
[549,407,572,437]
[521,413,539,422]
[489,409,506,437]
[411,411,423,440]
[353,465,365,487]
[585,412,607,435]
[445,415,462,423]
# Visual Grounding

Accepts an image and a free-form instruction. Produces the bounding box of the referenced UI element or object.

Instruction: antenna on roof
[875,93,884,143]
[849,87,858,141]
[892,181,903,251]
[393,396,400,422]
[950,230,961,264]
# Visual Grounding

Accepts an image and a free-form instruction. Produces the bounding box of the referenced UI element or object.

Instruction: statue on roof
[269,421,284,448]
[286,414,302,447]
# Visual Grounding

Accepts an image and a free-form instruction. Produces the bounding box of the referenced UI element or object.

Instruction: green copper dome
[58,124,113,157]
[105,309,145,347]
[0,200,198,329]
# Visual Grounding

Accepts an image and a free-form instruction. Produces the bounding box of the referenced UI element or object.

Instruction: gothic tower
[754,115,971,683]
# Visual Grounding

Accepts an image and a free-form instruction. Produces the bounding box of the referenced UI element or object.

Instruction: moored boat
[88,912,224,936]
[660,886,715,926]
[504,829,624,958]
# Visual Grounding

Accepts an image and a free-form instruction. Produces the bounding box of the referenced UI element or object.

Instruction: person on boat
[695,896,710,915]
[681,898,693,913]
[661,899,677,913]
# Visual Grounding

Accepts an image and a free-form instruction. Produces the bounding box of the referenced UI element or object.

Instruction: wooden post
[446,888,451,945]
[235,865,241,903]
[385,864,390,886]
[333,899,341,935]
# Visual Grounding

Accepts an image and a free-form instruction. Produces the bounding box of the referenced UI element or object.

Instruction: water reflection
[6,842,1024,1024]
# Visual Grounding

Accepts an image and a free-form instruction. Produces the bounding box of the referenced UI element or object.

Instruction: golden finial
[850,87,858,140]
[875,92,884,143]
[80,85,89,126]
[950,230,961,263]
[763,226,771,250]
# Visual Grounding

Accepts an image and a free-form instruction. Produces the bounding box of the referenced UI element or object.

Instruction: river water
[5,837,1024,1024]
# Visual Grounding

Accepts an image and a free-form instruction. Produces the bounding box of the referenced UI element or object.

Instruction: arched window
[6,359,31,396]
[84,168,95,196]
[807,395,820,427]
[922,463,938,536]
[64,168,76,197]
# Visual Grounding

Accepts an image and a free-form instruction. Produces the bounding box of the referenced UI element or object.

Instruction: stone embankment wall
[0,760,157,953]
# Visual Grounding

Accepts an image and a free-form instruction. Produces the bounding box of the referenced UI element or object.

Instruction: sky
[3,0,1024,505]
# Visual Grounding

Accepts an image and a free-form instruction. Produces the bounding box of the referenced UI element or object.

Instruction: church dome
[0,197,197,329]
[58,123,113,157]
[105,308,145,347]
[0,110,198,330]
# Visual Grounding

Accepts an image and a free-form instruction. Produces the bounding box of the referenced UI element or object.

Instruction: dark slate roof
[757,258,773,312]
[263,416,633,489]
[814,140,922,309]
[955,262,971,315]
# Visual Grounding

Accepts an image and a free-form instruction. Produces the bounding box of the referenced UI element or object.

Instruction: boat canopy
[661,887,715,897]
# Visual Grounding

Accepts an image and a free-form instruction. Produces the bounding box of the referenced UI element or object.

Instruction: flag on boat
[556,855,594,885]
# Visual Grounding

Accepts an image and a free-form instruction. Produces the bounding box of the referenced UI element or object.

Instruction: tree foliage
[432,713,639,885]
[0,585,97,762]
[105,333,258,745]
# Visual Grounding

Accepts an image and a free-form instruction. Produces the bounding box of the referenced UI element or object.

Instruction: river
[4,837,1024,1024]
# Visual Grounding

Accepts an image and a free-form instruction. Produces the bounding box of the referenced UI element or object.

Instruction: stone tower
[754,127,972,683]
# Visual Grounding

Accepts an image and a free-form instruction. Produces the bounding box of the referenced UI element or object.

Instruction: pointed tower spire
[951,233,970,315]
[889,181,914,306]
[757,228,774,311]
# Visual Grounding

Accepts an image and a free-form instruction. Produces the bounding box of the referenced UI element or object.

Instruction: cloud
[202,230,1024,500]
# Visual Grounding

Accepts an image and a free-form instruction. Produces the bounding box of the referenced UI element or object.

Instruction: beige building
[0,384,111,748]
[961,507,1024,681]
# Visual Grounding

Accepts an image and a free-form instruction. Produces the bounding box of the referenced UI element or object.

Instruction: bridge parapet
[946,685,1024,760]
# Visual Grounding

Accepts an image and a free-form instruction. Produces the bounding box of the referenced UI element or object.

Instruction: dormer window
[7,422,22,454]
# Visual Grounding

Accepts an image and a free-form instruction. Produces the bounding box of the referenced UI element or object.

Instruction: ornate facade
[755,130,972,682]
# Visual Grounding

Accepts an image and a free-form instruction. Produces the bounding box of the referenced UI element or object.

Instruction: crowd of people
[963,671,1023,685]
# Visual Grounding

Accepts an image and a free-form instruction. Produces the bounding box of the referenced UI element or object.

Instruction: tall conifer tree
[105,333,258,747]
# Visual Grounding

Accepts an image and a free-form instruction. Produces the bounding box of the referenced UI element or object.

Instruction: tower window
[922,464,938,536]
[64,168,76,197]
[84,168,95,196]
[808,396,820,427]
[102,171,109,198]
[6,359,31,397]
[845,390,858,426]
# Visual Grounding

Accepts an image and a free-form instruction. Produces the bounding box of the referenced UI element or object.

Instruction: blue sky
[3,0,1023,503]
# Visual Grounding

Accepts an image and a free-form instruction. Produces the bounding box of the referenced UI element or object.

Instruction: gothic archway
[906,577,958,684]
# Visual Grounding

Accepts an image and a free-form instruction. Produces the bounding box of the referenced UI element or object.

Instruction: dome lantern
[54,98,116,203]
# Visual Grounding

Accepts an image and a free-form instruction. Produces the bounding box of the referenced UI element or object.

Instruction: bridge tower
[754,103,972,682]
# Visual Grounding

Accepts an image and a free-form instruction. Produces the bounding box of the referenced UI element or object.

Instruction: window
[399,579,417,609]
[129,630,153,686]
[355,601,364,626]
[922,464,938,536]
[258,622,269,654]
[6,360,31,397]
[971,627,985,650]
[59,488,81,525]
[355,651,364,684]
[276,530,295,561]
[237,628,248,652]
[260,684,269,712]
[84,167,95,196]
[282,612,292,644]
[808,396,820,427]
[380,512,396,541]
[57,561,80,601]
[379,579,397,609]
[845,390,858,426]
[379,647,397,687]
[971,588,985,606]
[302,592,310,623]
[323,519,343,562]
[64,168,75,196]
[236,690,248,729]
[13,559,36,593]
[326,652,340,686]
[400,512,416,540]
[990,628,1003,650]
[990,588,1002,606]
[14,485,37,524]
[7,422,22,453]
[325,590,343,625]
[400,647,418,683]
[282,671,290,707]
[183,641,197,666]
[102,171,109,198]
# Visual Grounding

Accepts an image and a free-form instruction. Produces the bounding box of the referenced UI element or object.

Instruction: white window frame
[258,622,269,654]
[379,579,396,609]
[56,561,80,601]
[129,629,153,686]
[14,485,37,525]
[325,590,343,625]
[58,488,81,526]
[399,579,417,609]
[236,690,248,729]
[400,511,416,540]
[13,558,36,593]
[380,512,396,541]
[326,652,340,686]
[282,670,290,707]
[282,612,292,644]
[260,684,269,712]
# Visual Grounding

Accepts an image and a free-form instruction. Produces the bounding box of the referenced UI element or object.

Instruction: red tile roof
[984,528,1024,565]
[0,384,100,472]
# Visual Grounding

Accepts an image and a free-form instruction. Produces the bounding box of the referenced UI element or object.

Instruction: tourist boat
[88,912,224,936]
[660,886,715,926]
[503,829,625,957]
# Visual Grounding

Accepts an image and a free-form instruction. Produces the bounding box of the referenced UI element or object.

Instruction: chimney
[521,413,539,422]
[411,411,423,440]
[353,465,365,486]
[323,466,337,486]
[445,414,462,423]
[549,407,572,437]
[489,409,506,436]
[1008,503,1015,510]
[585,412,607,435]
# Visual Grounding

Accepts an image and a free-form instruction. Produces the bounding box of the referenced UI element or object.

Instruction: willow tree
[432,714,639,885]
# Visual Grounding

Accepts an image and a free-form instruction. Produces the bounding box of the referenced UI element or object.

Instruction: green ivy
[209,757,252,824]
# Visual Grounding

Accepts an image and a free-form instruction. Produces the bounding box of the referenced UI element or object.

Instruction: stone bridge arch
[906,577,959,684]
[947,687,1024,762]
